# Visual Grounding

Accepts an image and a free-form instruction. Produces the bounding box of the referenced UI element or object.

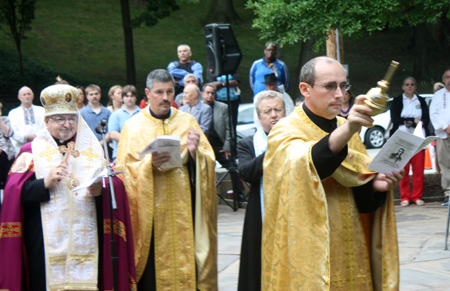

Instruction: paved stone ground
[217,202,450,291]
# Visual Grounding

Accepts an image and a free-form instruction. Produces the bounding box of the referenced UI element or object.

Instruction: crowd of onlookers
[0,43,294,187]
[2,43,450,211]
[2,38,450,290]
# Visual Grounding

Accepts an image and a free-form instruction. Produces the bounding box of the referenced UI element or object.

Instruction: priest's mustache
[160,100,171,105]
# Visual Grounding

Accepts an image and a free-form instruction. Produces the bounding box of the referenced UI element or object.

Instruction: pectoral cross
[59,141,80,165]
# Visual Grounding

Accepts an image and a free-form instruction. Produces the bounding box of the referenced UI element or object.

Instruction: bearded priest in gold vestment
[116,69,218,291]
[261,57,404,291]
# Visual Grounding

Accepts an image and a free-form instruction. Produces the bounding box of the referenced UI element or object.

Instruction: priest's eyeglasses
[311,83,351,92]
[49,117,78,125]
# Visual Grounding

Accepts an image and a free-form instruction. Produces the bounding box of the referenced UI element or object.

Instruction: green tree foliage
[247,0,449,47]
[0,0,36,78]
[131,0,180,28]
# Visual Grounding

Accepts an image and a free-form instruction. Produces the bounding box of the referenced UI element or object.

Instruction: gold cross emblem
[79,223,91,236]
[39,146,58,162]
[54,224,65,236]
[59,141,80,165]
[51,194,64,207]
[81,147,100,162]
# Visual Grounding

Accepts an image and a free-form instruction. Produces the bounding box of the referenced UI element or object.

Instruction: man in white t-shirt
[8,86,45,156]
[430,68,450,201]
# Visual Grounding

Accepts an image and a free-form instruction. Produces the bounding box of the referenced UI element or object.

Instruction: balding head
[178,44,192,63]
[18,86,34,109]
[183,84,200,107]
[300,56,341,85]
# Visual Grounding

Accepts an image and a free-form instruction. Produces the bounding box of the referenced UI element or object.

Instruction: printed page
[368,130,435,173]
[139,135,182,169]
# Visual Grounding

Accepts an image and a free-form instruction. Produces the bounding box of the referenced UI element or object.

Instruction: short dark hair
[122,85,137,97]
[265,43,277,50]
[146,69,174,90]
[443,68,450,78]
[202,83,216,91]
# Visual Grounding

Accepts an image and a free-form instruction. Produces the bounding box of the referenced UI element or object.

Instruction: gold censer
[363,60,399,127]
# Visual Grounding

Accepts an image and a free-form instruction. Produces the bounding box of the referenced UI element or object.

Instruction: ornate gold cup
[363,60,399,127]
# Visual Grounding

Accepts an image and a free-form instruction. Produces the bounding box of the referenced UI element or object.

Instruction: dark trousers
[212,143,244,193]
[0,152,14,189]
[212,143,234,169]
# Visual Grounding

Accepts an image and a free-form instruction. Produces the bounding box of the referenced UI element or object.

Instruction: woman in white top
[390,77,430,206]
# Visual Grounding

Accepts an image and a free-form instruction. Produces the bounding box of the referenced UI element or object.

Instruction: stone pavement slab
[218,203,450,291]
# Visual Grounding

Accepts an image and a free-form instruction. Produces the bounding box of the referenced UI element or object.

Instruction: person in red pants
[390,77,430,206]
[399,149,425,205]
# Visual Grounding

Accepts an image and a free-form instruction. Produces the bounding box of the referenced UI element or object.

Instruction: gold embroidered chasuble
[261,106,399,291]
[116,108,218,291]
[31,114,104,291]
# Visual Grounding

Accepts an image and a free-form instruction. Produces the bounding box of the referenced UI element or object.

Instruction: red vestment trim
[0,223,22,238]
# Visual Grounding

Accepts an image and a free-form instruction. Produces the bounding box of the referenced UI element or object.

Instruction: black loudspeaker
[205,23,243,79]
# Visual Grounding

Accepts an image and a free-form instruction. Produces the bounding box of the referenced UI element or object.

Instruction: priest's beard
[58,126,75,140]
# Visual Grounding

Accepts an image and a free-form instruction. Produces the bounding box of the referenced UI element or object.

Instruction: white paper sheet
[368,129,436,174]
[138,135,182,169]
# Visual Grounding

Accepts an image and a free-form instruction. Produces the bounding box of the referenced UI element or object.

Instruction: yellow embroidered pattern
[103,219,127,242]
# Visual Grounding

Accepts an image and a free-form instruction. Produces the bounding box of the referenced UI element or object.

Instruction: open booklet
[71,168,125,192]
[138,135,182,169]
[368,122,436,174]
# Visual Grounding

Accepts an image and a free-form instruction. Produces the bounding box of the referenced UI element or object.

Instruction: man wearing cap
[249,43,290,97]
[254,73,295,130]
[0,85,136,291]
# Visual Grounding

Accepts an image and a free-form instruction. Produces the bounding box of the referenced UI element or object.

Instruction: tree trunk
[326,30,344,63]
[206,0,242,24]
[16,40,23,78]
[413,23,428,78]
[11,19,23,78]
[120,0,136,85]
[427,5,450,55]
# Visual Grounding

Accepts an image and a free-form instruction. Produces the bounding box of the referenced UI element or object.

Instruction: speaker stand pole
[215,74,243,211]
